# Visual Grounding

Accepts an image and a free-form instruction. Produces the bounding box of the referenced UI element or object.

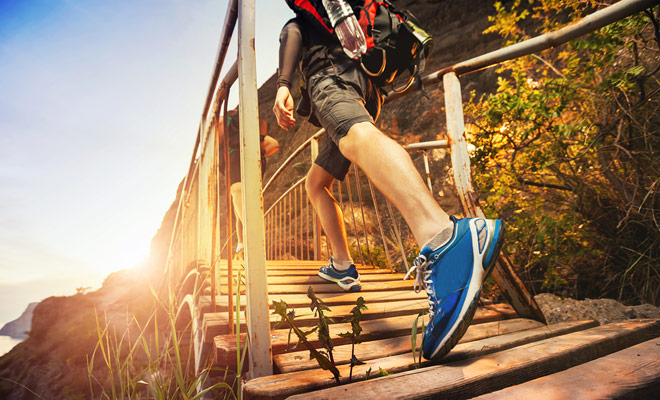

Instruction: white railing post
[444,72,546,322]
[443,72,479,216]
[237,0,272,378]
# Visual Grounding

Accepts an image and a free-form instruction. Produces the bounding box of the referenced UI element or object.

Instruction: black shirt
[277,17,347,89]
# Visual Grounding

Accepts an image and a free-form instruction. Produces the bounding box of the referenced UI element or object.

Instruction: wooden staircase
[196,260,660,399]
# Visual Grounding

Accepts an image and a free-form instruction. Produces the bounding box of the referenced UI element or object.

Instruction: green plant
[338,296,367,382]
[86,267,235,400]
[272,298,341,384]
[466,1,660,304]
[350,243,390,269]
[364,366,389,380]
[410,311,427,369]
[272,287,368,385]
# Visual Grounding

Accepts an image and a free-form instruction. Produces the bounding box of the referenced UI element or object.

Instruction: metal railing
[262,134,450,272]
[159,0,658,381]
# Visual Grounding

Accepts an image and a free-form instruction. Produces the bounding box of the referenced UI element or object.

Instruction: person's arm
[261,135,280,157]
[273,19,302,131]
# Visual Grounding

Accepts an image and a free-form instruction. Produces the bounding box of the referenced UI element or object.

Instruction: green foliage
[86,267,235,400]
[350,243,390,269]
[338,296,367,382]
[272,288,368,385]
[410,311,427,369]
[364,366,390,380]
[272,288,341,384]
[467,1,660,303]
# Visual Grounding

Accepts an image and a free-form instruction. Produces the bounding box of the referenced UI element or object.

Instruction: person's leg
[338,121,452,245]
[307,66,504,356]
[305,163,352,263]
[230,182,244,252]
[337,120,505,359]
[306,161,361,292]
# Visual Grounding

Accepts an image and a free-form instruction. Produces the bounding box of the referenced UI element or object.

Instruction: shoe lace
[404,253,437,315]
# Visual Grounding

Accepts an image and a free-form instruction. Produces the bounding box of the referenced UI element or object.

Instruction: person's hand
[273,86,295,131]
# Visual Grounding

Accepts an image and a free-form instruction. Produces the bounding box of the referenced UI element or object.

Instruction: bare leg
[230,182,244,246]
[338,121,452,246]
[305,164,352,262]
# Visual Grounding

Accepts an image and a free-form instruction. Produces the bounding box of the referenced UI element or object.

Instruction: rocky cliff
[0,303,37,340]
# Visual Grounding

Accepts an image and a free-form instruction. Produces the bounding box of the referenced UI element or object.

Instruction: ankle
[332,258,354,271]
[423,219,455,250]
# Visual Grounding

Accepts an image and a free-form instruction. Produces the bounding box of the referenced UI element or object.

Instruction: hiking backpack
[285,0,433,93]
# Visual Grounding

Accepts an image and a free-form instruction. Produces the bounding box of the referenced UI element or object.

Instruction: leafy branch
[338,296,367,382]
[272,287,368,385]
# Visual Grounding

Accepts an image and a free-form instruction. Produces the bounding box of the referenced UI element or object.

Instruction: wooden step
[214,304,517,368]
[215,260,383,270]
[274,317,545,373]
[217,268,393,277]
[199,290,428,313]
[219,279,415,295]
[472,337,660,400]
[244,319,598,399]
[218,273,408,287]
[264,319,660,400]
[265,274,408,285]
[204,298,430,337]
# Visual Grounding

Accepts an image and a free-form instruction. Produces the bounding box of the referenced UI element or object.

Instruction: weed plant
[273,287,366,384]
[86,263,235,399]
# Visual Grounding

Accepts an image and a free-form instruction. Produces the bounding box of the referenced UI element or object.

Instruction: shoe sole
[427,219,505,359]
[318,270,362,292]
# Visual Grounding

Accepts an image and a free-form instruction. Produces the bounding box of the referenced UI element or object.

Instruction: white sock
[423,221,455,250]
[332,258,354,271]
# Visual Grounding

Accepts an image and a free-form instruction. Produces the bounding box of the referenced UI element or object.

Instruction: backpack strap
[286,0,333,35]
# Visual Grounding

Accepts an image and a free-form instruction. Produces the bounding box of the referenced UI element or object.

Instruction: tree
[467,0,660,304]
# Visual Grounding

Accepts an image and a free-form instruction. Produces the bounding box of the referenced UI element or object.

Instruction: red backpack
[285,0,433,93]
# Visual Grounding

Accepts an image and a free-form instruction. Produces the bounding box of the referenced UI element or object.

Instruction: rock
[0,302,38,339]
[534,293,660,325]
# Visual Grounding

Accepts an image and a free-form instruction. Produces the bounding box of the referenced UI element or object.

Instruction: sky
[0,0,292,327]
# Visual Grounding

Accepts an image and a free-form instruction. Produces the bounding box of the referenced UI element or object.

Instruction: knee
[305,174,322,202]
[305,167,333,202]
[338,122,384,160]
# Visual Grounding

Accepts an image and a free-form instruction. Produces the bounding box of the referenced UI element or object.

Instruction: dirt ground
[534,293,660,325]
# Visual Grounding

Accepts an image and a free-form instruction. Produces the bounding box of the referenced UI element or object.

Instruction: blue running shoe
[318,258,362,292]
[405,216,505,360]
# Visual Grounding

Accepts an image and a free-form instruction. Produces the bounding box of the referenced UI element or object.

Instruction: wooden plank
[219,273,407,286]
[473,337,660,400]
[200,289,427,312]
[215,304,517,368]
[267,280,414,294]
[267,319,660,400]
[205,299,429,338]
[233,262,378,271]
[219,280,415,295]
[275,318,545,373]
[265,273,408,285]
[216,259,323,266]
[217,268,393,277]
[267,290,427,307]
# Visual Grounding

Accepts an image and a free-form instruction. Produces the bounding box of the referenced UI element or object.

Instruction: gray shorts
[309,63,382,180]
